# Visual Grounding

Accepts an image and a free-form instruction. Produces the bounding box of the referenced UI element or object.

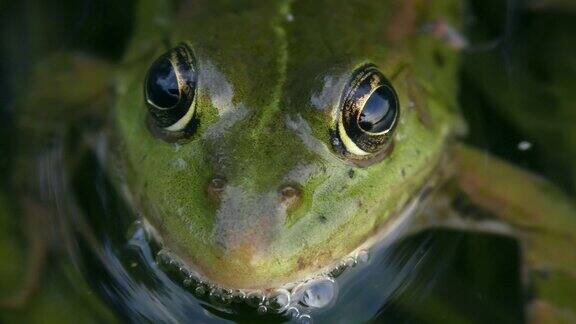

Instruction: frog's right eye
[144,44,197,132]
[334,64,399,161]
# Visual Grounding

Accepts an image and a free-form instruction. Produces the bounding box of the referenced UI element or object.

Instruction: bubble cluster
[232,290,246,303]
[209,288,232,305]
[246,291,265,307]
[266,289,290,313]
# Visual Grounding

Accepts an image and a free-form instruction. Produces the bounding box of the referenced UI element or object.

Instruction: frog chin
[136,183,428,311]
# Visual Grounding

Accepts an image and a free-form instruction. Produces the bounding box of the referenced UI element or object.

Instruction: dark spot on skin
[279,184,301,202]
[279,184,302,211]
[348,169,355,179]
[208,177,226,200]
[210,177,226,191]
[319,215,327,224]
[434,49,446,67]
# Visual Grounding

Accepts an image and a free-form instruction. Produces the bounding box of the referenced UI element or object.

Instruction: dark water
[0,0,574,323]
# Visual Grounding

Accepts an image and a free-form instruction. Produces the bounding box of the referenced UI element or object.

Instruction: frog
[1,0,575,322]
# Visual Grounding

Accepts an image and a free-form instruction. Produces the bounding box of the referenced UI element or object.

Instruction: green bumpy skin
[115,0,462,289]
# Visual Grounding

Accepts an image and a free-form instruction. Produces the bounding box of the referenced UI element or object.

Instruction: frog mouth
[136,184,428,315]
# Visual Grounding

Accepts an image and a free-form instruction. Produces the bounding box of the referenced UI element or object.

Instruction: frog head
[115,0,461,289]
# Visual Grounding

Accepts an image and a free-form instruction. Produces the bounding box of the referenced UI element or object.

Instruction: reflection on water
[1,0,574,323]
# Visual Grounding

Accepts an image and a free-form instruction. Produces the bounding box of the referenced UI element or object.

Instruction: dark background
[1,0,574,323]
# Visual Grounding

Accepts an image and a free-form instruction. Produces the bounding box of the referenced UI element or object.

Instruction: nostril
[208,177,226,200]
[279,184,301,203]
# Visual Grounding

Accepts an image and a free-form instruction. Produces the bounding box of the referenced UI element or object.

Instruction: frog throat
[134,180,435,314]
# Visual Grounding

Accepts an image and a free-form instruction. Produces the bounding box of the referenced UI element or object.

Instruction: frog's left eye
[145,44,197,132]
[335,64,399,159]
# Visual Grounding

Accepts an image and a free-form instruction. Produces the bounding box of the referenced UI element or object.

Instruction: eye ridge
[144,43,197,131]
[337,64,400,157]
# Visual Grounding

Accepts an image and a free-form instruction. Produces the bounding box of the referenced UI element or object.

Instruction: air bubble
[194,283,207,297]
[257,305,267,314]
[209,288,232,305]
[286,307,300,318]
[329,264,347,278]
[293,278,338,309]
[356,250,370,263]
[247,291,265,307]
[298,314,313,324]
[183,277,195,288]
[209,289,220,303]
[345,256,357,267]
[219,289,233,305]
[266,289,290,313]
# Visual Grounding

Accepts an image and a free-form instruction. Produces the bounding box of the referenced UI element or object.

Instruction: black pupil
[146,57,180,109]
[358,86,397,133]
